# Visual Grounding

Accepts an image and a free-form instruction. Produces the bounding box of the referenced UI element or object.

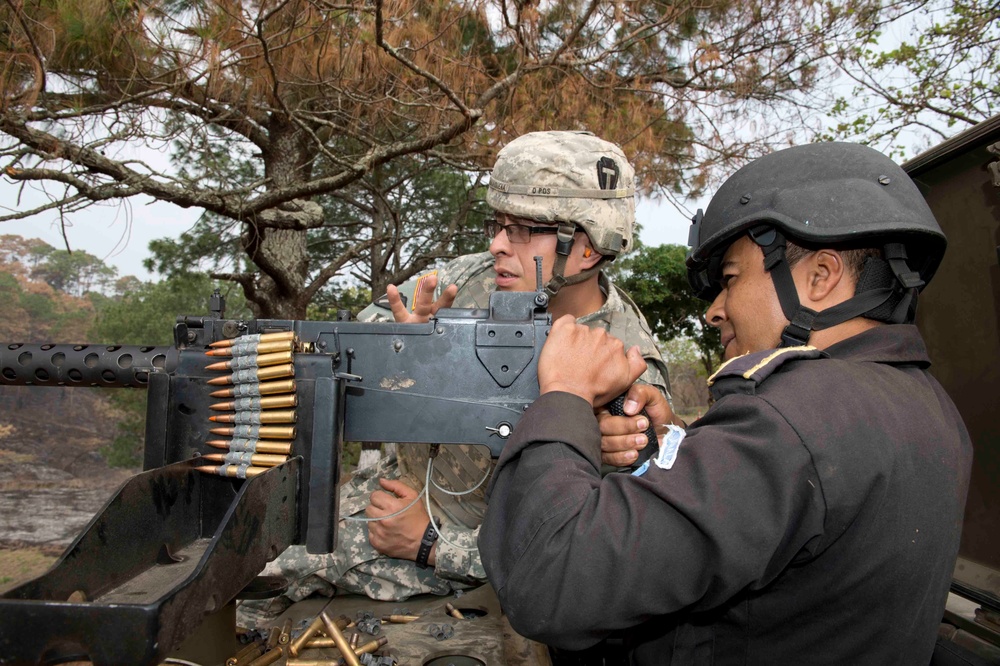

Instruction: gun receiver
[0,290,549,665]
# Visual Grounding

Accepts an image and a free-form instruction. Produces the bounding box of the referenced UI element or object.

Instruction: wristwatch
[416,519,440,569]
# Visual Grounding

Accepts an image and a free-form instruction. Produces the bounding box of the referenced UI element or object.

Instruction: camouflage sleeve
[434,524,487,586]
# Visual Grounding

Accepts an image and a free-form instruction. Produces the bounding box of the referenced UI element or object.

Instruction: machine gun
[0,287,551,666]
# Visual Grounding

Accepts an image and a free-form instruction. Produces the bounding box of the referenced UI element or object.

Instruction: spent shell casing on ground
[196,464,269,479]
[286,661,341,666]
[381,614,420,623]
[278,618,293,645]
[206,363,294,386]
[209,409,297,425]
[355,636,389,656]
[227,641,263,666]
[210,379,296,398]
[321,613,360,666]
[290,614,350,658]
[209,425,296,440]
[210,394,298,411]
[445,602,465,620]
[205,340,294,357]
[266,626,281,650]
[201,452,288,468]
[349,632,360,649]
[245,647,283,666]
[205,350,294,372]
[207,439,293,455]
[209,331,295,348]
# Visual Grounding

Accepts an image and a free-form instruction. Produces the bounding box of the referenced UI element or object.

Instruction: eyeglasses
[483,218,560,244]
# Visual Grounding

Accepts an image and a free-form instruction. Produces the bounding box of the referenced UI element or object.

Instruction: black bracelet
[415,519,440,569]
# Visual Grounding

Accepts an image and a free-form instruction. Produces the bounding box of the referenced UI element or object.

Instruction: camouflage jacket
[357,252,670,585]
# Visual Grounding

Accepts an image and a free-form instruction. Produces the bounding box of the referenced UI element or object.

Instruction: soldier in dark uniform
[479,142,973,665]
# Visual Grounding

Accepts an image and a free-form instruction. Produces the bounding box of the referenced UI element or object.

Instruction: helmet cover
[486,130,636,258]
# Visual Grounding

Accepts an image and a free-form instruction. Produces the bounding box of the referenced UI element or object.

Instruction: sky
[0,180,700,281]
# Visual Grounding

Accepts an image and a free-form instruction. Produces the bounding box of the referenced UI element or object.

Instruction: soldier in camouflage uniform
[238,131,671,627]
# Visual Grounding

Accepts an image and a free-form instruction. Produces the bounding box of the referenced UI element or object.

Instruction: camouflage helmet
[486,130,636,258]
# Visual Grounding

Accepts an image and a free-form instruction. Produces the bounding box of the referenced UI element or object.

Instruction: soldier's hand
[596,384,678,467]
[539,315,646,407]
[386,275,459,323]
[365,478,433,563]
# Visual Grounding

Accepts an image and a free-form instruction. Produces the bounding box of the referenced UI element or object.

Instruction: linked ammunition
[290,614,351,658]
[205,340,294,357]
[226,641,263,666]
[210,379,296,398]
[206,363,294,386]
[381,614,420,623]
[207,439,293,455]
[321,612,361,666]
[210,394,298,411]
[201,453,288,468]
[205,350,294,372]
[196,464,269,479]
[245,647,283,666]
[209,331,295,348]
[445,602,465,620]
[209,425,296,440]
[208,409,297,425]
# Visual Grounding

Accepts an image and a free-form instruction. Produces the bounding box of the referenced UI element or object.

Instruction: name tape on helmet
[489,178,634,200]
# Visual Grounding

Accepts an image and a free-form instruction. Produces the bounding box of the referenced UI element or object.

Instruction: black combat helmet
[686,142,947,347]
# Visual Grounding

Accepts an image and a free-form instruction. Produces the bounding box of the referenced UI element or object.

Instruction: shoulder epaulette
[708,346,823,398]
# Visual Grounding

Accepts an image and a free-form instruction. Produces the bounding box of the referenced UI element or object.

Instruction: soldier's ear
[580,244,602,269]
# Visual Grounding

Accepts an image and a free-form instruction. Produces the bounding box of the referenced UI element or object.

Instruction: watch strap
[416,519,440,569]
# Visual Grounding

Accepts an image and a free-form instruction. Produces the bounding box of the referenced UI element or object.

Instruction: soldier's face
[488,213,590,292]
[706,236,788,361]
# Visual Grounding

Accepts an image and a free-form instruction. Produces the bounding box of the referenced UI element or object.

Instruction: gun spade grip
[608,393,658,468]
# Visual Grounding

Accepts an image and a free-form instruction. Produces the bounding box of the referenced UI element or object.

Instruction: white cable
[425,456,477,552]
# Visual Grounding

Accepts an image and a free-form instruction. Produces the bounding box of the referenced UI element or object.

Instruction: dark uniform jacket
[479,325,972,665]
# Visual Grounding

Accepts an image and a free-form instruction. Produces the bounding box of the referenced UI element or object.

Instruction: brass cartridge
[321,612,360,666]
[206,340,294,357]
[206,439,293,455]
[210,394,298,411]
[207,363,294,386]
[205,350,294,372]
[210,331,295,348]
[445,602,465,620]
[290,613,351,658]
[201,453,288,468]
[210,379,296,398]
[208,409,297,425]
[245,647,283,666]
[226,640,263,666]
[381,614,420,623]
[209,425,296,440]
[196,464,269,479]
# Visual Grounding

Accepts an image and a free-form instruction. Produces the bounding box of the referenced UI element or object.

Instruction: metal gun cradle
[0,290,549,665]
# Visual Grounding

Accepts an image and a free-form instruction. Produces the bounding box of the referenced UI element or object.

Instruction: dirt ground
[0,386,137,592]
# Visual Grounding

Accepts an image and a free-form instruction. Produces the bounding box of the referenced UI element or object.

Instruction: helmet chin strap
[544,222,604,298]
[748,228,924,348]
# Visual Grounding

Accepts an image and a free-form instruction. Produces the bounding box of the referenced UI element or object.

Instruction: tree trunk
[244,118,321,319]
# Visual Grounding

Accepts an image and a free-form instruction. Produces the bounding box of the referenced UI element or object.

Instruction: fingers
[598,411,651,467]
[386,284,410,323]
[620,382,678,427]
[388,276,460,323]
[378,477,416,498]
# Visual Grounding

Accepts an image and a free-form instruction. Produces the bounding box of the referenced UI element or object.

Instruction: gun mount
[0,290,550,666]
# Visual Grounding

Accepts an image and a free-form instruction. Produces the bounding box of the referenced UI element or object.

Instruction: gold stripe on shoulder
[741,346,817,380]
[707,353,745,386]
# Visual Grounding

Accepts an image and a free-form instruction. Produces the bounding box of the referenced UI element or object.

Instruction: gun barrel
[0,343,177,388]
